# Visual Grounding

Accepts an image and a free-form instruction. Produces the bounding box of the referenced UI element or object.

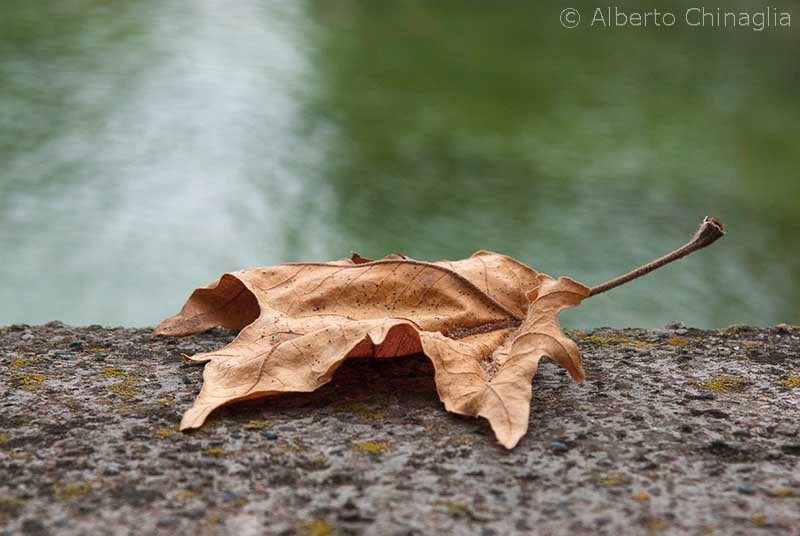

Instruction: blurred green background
[1,0,798,328]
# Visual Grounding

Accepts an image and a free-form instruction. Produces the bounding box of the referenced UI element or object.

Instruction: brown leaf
[155,251,589,448]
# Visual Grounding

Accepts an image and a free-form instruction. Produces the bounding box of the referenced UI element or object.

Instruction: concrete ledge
[1,322,799,535]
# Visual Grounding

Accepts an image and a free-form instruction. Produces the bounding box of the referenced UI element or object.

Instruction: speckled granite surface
[1,322,798,535]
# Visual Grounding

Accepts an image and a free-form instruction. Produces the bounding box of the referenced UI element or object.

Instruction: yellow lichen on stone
[453,435,475,445]
[206,447,225,455]
[352,441,390,454]
[584,335,649,346]
[770,487,794,497]
[336,401,388,424]
[591,472,629,487]
[18,373,47,391]
[159,397,173,407]
[587,336,630,344]
[272,441,294,453]
[202,416,224,429]
[632,492,651,501]
[109,377,144,396]
[434,501,469,514]
[702,376,744,392]
[102,367,125,377]
[12,357,37,369]
[175,490,197,499]
[644,518,669,531]
[367,410,389,422]
[750,513,767,525]
[423,423,454,435]
[666,337,688,346]
[0,498,24,508]
[0,498,24,526]
[54,481,93,499]
[203,514,223,526]
[243,419,268,428]
[779,377,800,388]
[303,520,331,536]
[155,427,176,439]
[89,347,108,353]
[534,392,561,404]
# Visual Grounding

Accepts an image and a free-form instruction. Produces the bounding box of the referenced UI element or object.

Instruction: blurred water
[1,0,798,328]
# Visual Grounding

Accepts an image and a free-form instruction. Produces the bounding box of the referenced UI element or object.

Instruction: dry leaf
[155,217,725,448]
[156,251,588,448]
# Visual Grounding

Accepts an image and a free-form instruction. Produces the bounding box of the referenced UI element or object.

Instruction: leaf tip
[153,317,183,337]
[152,323,170,336]
[499,438,520,449]
[180,403,217,431]
[494,429,523,449]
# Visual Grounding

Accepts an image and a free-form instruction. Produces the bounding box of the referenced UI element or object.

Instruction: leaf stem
[588,216,725,298]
